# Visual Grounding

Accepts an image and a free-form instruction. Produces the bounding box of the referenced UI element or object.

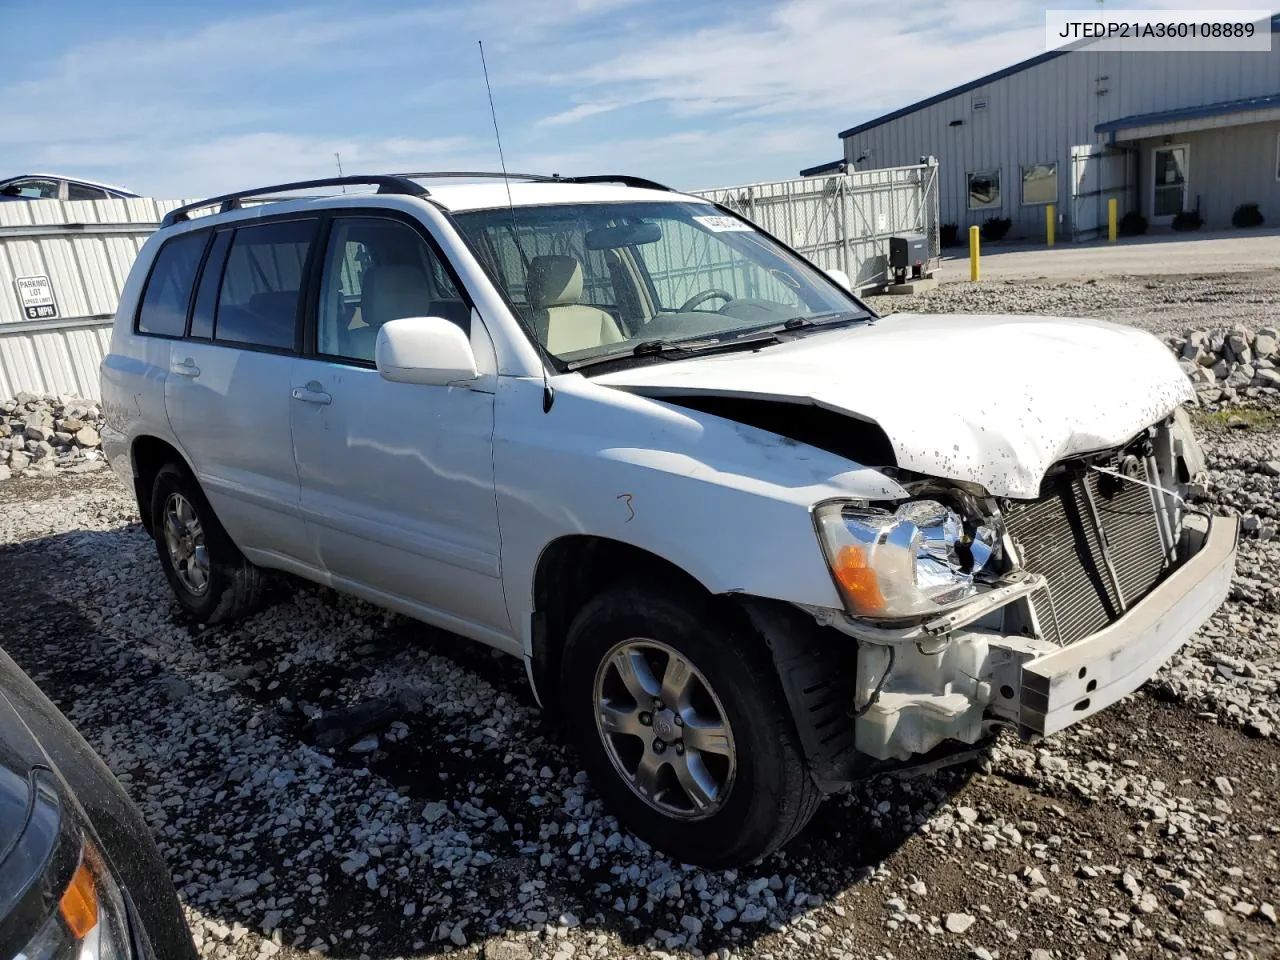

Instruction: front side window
[136,231,208,337]
[316,217,464,363]
[1021,163,1057,205]
[968,170,1001,210]
[453,201,862,364]
[214,219,316,351]
[2,178,60,199]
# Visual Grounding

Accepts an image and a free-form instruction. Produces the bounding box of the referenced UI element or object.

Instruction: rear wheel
[150,463,263,624]
[561,582,820,867]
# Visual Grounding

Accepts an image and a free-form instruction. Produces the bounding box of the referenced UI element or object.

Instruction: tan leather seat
[345,264,436,360]
[526,255,625,354]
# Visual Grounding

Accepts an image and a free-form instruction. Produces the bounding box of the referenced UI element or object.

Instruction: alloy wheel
[593,638,737,820]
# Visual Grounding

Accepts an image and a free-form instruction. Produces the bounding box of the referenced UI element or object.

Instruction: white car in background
[100,172,1235,867]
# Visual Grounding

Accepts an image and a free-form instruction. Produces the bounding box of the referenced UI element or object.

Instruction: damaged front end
[790,408,1236,770]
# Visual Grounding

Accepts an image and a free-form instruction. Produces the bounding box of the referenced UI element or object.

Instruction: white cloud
[536,101,629,127]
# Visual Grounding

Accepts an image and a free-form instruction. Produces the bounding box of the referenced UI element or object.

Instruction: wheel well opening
[531,536,722,712]
[130,436,187,534]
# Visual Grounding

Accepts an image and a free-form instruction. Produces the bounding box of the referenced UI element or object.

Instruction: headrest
[526,255,583,309]
[362,264,434,327]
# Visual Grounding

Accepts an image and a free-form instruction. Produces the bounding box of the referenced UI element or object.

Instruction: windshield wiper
[771,309,868,332]
[631,338,713,357]
[569,332,781,370]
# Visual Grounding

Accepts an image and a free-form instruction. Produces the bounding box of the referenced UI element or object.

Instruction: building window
[968,170,1001,210]
[1021,163,1058,205]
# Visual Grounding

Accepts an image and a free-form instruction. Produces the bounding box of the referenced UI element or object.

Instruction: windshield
[451,201,866,365]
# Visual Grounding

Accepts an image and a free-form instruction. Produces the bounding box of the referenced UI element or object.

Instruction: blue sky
[0,0,1256,198]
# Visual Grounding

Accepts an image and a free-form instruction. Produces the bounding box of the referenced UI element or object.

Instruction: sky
[0,0,1263,198]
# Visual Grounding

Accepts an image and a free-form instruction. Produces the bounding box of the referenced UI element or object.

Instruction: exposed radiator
[1003,457,1170,646]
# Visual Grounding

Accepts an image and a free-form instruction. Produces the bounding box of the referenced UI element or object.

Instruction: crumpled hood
[593,312,1193,499]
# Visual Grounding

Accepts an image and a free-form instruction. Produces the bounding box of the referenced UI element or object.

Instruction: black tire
[561,581,820,868]
[150,463,263,624]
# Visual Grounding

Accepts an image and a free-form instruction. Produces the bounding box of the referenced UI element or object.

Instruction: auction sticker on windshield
[15,275,58,320]
[694,215,754,232]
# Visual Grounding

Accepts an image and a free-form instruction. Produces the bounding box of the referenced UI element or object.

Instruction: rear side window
[67,182,109,201]
[215,219,316,351]
[136,231,208,337]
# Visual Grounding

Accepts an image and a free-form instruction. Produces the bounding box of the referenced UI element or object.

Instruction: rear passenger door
[288,213,508,643]
[163,217,319,569]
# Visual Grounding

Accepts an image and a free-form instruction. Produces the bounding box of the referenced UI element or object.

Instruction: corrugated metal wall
[693,163,940,289]
[0,198,189,400]
[840,45,1280,237]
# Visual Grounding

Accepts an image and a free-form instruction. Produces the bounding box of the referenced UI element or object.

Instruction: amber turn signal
[59,859,99,940]
[833,544,885,614]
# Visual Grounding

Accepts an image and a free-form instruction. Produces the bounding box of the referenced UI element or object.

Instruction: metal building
[803,15,1280,240]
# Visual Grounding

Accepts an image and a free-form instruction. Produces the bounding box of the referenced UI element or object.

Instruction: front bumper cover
[1019,514,1238,736]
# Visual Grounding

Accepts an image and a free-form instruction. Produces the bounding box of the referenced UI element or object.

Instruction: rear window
[136,231,208,337]
[214,219,316,351]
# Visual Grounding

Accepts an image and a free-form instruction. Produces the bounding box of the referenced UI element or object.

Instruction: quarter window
[967,170,1001,210]
[316,217,465,363]
[136,231,208,337]
[214,219,316,351]
[1021,163,1058,205]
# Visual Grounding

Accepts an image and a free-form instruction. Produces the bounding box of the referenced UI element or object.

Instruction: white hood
[593,313,1193,499]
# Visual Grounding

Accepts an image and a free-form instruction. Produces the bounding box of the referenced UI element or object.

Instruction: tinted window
[316,217,465,363]
[136,231,208,337]
[215,219,316,350]
[5,178,60,199]
[67,182,109,201]
[189,230,233,340]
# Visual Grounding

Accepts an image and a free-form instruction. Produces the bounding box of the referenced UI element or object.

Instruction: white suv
[102,173,1236,867]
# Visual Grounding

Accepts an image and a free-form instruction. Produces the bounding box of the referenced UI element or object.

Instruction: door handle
[291,381,332,405]
[171,358,200,377]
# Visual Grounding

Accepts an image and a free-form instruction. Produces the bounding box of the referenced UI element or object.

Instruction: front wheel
[560,582,820,867]
[150,463,264,624]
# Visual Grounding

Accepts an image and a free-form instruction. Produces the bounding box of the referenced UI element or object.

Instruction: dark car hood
[0,689,41,864]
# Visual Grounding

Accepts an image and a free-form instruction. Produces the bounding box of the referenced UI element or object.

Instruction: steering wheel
[678,289,735,312]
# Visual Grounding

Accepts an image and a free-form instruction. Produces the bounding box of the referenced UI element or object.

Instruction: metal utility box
[888,233,928,284]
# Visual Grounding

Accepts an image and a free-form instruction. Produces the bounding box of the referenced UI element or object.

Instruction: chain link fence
[693,160,941,290]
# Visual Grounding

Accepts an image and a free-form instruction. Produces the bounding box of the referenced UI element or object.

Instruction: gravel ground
[2,273,1279,960]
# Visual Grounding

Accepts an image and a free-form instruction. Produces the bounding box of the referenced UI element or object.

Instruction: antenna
[480,39,554,413]
[334,153,346,194]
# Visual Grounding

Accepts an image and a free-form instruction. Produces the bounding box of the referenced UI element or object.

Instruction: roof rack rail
[394,171,559,183]
[159,175,429,228]
[555,175,674,192]
[395,171,676,192]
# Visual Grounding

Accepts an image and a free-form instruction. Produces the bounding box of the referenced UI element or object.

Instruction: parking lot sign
[15,275,58,320]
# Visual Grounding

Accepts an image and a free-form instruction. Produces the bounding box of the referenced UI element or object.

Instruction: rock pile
[1167,327,1280,406]
[0,392,108,482]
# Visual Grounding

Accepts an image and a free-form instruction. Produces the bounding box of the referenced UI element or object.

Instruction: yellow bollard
[1108,198,1118,242]
[969,225,980,282]
[1046,203,1055,247]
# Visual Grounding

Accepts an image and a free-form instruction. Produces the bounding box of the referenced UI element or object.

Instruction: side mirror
[375,316,479,386]
[825,268,853,293]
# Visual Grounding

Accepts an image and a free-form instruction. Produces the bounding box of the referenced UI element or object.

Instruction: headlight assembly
[16,838,131,960]
[815,499,997,619]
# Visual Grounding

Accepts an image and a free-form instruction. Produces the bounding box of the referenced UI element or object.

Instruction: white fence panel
[0,198,191,400]
[693,162,940,290]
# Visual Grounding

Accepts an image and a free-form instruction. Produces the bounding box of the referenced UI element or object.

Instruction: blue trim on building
[1095,91,1280,135]
[798,159,846,176]
[837,14,1280,141]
